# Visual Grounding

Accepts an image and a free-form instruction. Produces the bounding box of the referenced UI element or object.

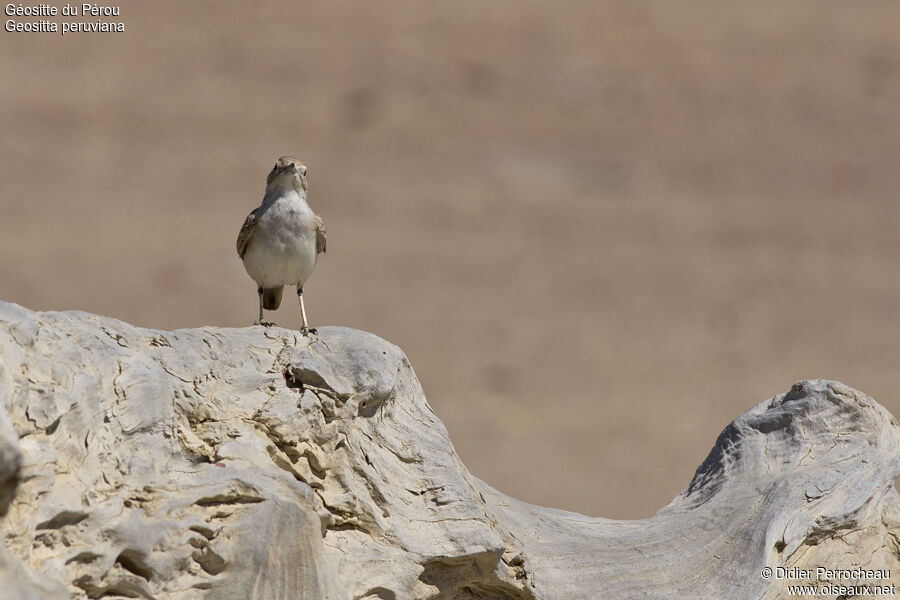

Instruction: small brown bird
[236,156,326,333]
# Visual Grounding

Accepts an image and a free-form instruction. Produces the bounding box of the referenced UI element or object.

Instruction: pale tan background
[1,1,899,518]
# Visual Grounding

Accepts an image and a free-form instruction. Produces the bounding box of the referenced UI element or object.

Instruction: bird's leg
[297,285,316,335]
[257,287,265,323]
[254,287,274,326]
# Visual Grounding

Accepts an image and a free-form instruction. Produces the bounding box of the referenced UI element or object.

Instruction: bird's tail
[262,286,284,310]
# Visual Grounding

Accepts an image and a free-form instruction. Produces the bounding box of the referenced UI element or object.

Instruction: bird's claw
[254,320,277,327]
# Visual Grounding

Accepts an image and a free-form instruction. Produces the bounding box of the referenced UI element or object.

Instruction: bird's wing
[236,210,259,258]
[314,214,327,254]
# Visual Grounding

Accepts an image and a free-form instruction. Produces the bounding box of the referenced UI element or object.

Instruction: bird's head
[266,156,308,192]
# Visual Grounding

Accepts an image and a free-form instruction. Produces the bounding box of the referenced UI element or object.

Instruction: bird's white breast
[242,190,318,288]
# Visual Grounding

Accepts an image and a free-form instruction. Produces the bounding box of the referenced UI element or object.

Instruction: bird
[236,156,326,334]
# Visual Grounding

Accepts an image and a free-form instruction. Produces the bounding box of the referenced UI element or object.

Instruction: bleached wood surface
[1,300,898,599]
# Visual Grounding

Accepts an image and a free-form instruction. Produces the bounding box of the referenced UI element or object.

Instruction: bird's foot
[300,326,318,336]
[254,320,277,327]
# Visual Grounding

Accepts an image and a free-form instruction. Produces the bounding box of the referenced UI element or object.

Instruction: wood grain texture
[1,300,898,599]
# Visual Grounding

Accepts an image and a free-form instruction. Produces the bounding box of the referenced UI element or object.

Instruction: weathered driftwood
[0,300,898,599]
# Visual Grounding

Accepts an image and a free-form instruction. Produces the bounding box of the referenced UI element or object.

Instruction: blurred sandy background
[1,1,899,519]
